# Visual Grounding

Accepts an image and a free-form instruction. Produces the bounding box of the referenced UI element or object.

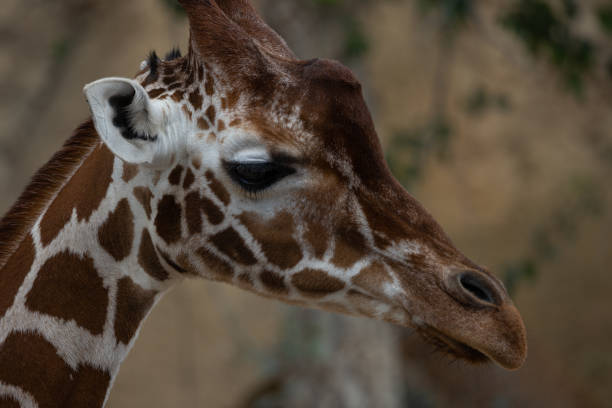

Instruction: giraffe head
[84,0,526,370]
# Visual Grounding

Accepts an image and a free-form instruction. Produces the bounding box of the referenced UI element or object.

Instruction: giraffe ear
[84,77,169,167]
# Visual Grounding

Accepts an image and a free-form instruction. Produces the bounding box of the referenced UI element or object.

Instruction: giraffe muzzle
[435,268,528,370]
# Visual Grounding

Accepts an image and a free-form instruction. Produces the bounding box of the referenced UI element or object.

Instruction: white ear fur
[84,78,168,167]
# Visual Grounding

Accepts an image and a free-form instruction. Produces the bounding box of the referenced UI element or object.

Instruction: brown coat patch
[168,165,184,186]
[163,75,178,85]
[133,187,153,219]
[205,170,231,206]
[172,90,185,102]
[39,144,114,247]
[331,227,367,269]
[0,234,35,317]
[226,90,240,109]
[98,198,134,262]
[138,229,169,281]
[185,192,224,235]
[357,194,405,249]
[114,276,157,344]
[191,156,202,170]
[183,168,195,190]
[205,72,214,96]
[352,261,392,291]
[196,247,234,279]
[182,105,193,121]
[154,195,182,244]
[66,365,112,407]
[26,252,108,335]
[188,89,203,110]
[239,211,302,269]
[260,270,288,294]
[357,191,461,264]
[0,332,110,408]
[152,171,162,186]
[304,221,329,259]
[198,117,210,130]
[205,105,216,124]
[185,192,204,235]
[185,70,196,88]
[198,64,205,82]
[237,272,253,287]
[147,88,165,99]
[210,227,257,266]
[122,162,139,183]
[217,120,226,132]
[292,269,345,297]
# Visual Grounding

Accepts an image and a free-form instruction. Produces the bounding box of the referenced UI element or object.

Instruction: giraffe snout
[435,268,527,370]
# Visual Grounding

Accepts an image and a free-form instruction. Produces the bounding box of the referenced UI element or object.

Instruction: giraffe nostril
[447,270,504,308]
[459,273,495,304]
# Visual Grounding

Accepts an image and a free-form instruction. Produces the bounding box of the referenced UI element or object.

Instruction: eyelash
[223,161,296,193]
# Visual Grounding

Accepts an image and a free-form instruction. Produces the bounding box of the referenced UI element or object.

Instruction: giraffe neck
[0,122,180,407]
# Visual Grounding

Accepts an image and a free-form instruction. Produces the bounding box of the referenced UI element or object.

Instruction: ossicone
[177,0,296,70]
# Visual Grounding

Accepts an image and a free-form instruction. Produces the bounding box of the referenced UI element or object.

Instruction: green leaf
[343,18,369,60]
[503,259,538,296]
[597,5,612,35]
[500,0,594,97]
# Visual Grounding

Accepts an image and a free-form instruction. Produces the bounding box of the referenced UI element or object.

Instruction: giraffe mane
[145,51,161,82]
[0,119,101,269]
[164,47,182,61]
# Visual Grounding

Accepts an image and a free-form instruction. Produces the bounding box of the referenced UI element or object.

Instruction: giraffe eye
[224,161,296,193]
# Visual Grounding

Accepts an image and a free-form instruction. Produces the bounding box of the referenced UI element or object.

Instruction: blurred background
[1,0,612,406]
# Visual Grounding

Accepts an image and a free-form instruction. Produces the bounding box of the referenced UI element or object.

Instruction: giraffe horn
[177,0,269,74]
[214,0,296,60]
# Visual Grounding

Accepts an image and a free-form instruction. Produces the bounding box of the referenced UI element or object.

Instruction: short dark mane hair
[0,120,100,269]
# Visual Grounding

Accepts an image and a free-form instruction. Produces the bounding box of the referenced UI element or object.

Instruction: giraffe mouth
[417,325,489,364]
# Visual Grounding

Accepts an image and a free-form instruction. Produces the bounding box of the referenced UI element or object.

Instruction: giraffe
[0,0,527,406]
